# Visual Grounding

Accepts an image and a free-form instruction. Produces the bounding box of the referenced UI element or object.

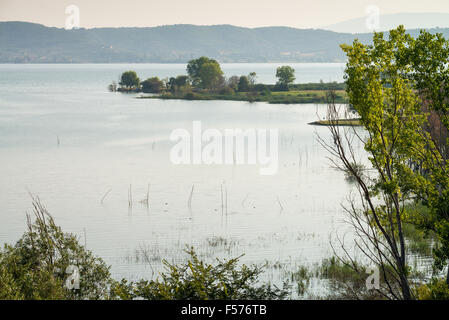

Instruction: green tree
[276,66,295,90]
[168,75,190,93]
[238,75,250,92]
[141,77,165,93]
[320,26,435,299]
[119,70,140,90]
[403,30,449,284]
[187,57,221,88]
[328,25,449,298]
[248,72,257,86]
[173,75,189,87]
[198,61,224,90]
[227,75,240,91]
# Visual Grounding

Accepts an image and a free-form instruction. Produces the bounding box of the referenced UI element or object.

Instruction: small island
[110,57,348,104]
[308,118,362,126]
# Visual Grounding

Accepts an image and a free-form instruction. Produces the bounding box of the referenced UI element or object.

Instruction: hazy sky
[1,0,449,29]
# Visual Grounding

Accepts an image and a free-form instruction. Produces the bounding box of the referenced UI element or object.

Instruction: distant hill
[323,12,449,34]
[1,21,449,63]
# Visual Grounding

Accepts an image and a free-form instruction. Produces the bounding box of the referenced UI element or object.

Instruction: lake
[0,63,357,295]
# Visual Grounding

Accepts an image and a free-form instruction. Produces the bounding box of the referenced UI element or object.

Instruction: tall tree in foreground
[322,25,449,298]
[320,26,436,299]
[406,30,449,285]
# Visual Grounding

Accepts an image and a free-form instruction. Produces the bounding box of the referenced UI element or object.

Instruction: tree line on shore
[109,57,298,94]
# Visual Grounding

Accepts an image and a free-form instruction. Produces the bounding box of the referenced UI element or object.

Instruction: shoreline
[308,118,362,126]
[136,89,348,105]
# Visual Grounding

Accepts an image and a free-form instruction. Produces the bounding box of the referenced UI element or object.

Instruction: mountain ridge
[1,21,449,63]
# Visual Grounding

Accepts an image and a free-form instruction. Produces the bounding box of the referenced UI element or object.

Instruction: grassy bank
[138,89,348,104]
[308,118,362,126]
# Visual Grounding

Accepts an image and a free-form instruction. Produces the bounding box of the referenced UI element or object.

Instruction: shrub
[317,257,385,300]
[184,92,200,100]
[219,86,235,95]
[110,248,289,300]
[0,197,112,299]
[416,278,449,300]
[141,77,165,93]
[253,84,269,92]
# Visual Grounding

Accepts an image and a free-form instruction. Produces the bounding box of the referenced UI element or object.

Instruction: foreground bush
[416,279,449,300]
[0,197,111,299]
[0,198,287,300]
[110,248,289,300]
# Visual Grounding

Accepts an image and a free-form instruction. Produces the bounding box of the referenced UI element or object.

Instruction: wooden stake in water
[128,184,133,208]
[188,184,194,210]
[100,188,112,204]
[140,183,150,206]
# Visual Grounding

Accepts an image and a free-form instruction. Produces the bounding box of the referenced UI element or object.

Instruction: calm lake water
[0,63,358,294]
